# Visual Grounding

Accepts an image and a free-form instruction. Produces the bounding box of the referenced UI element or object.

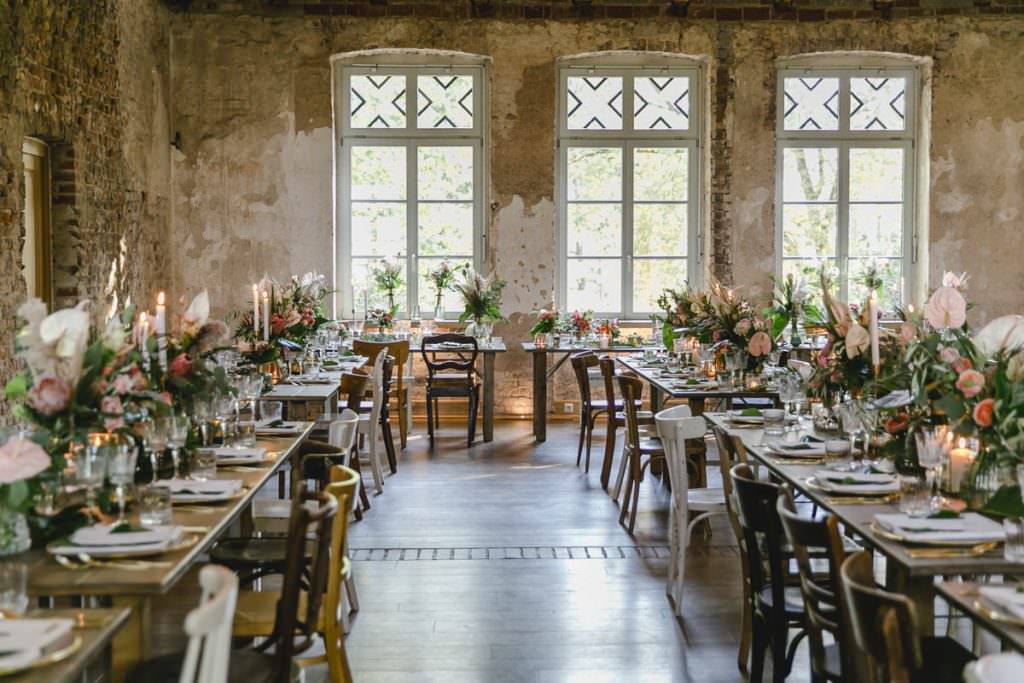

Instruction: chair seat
[919,636,976,683]
[210,536,310,569]
[430,374,476,388]
[757,585,807,617]
[234,561,352,638]
[614,410,654,427]
[128,648,302,683]
[686,487,727,511]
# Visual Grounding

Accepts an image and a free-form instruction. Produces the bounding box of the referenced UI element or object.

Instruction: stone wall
[0,0,173,416]
[167,7,1024,415]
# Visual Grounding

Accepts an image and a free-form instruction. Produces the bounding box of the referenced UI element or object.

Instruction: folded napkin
[874,512,1005,544]
[771,443,826,458]
[979,585,1024,620]
[0,618,74,669]
[71,523,175,547]
[168,478,241,496]
[965,652,1024,683]
[210,447,267,461]
[816,471,899,495]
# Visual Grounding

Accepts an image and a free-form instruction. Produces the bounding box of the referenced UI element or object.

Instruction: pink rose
[748,331,772,358]
[925,286,967,330]
[169,354,194,379]
[734,319,752,336]
[956,369,985,398]
[28,375,71,416]
[973,398,995,428]
[112,374,134,396]
[939,346,960,365]
[952,357,973,374]
[0,437,50,484]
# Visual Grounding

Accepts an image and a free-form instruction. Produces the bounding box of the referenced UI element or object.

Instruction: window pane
[849,204,903,257]
[849,148,903,202]
[350,75,406,129]
[567,204,622,257]
[566,259,621,312]
[418,203,474,256]
[633,259,687,312]
[351,202,406,256]
[849,259,902,312]
[782,205,836,258]
[567,76,623,130]
[634,148,687,201]
[351,146,406,200]
[634,204,687,256]
[782,147,838,203]
[633,76,689,130]
[416,75,474,129]
[418,257,472,314]
[783,77,839,131]
[351,257,407,312]
[567,147,622,201]
[418,146,473,201]
[850,77,906,131]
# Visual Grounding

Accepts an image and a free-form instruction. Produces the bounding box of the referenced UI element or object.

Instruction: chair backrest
[729,463,787,610]
[841,551,922,683]
[598,356,618,406]
[420,333,478,383]
[338,371,369,412]
[268,489,338,680]
[655,405,701,512]
[776,487,850,679]
[709,425,748,530]
[179,564,239,683]
[353,338,410,401]
[615,373,645,456]
[328,409,360,467]
[321,465,360,683]
[570,352,598,408]
[367,349,387,425]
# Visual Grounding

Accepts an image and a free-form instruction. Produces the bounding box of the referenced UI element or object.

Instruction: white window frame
[556,60,705,319]
[332,55,488,318]
[775,63,920,305]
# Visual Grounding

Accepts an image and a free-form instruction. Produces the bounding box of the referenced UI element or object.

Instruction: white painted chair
[328,408,361,634]
[655,405,729,616]
[178,565,239,683]
[964,652,1024,683]
[357,349,387,494]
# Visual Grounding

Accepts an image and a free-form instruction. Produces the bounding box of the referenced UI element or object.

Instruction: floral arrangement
[530,308,560,336]
[595,318,621,340]
[367,307,395,330]
[427,260,466,312]
[235,272,330,364]
[767,273,819,345]
[371,259,404,314]
[454,268,505,325]
[566,310,593,337]
[656,286,710,344]
[656,283,773,364]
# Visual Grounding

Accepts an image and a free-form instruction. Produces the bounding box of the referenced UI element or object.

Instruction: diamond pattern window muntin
[345,68,481,135]
[778,68,915,137]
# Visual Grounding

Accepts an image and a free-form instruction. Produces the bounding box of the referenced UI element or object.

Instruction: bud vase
[0,509,31,556]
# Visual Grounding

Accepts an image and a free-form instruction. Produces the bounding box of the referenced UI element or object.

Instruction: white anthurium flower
[16,298,56,379]
[942,271,969,289]
[845,322,870,359]
[924,286,967,330]
[184,290,210,329]
[39,303,91,359]
[103,315,126,351]
[1007,352,1024,382]
[973,315,1024,359]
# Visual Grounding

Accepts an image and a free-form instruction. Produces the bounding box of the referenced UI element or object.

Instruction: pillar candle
[138,312,150,369]
[262,290,270,341]
[155,292,167,371]
[252,283,260,333]
[869,289,880,370]
[949,441,975,494]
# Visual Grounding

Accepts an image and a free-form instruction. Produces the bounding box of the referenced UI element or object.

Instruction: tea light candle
[949,438,976,494]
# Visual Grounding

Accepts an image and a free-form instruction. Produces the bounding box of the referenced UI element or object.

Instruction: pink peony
[0,437,50,484]
[748,331,772,358]
[924,286,967,330]
[973,398,995,428]
[28,375,71,416]
[169,353,194,380]
[112,374,134,396]
[733,319,752,336]
[956,369,985,398]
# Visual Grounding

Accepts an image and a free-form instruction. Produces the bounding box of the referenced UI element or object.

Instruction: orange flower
[973,398,995,428]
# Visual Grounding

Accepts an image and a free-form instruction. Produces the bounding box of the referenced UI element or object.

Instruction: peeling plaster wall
[169,14,1024,415]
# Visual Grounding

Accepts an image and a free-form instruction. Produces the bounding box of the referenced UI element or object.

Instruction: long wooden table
[8,608,131,683]
[26,425,314,681]
[617,357,780,413]
[703,412,1024,635]
[938,581,1024,652]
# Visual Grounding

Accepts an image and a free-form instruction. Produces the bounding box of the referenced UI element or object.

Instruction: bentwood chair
[615,374,665,533]
[233,468,360,683]
[730,463,808,683]
[841,551,975,683]
[655,405,726,615]
[421,333,481,447]
[352,338,411,450]
[776,488,851,682]
[570,352,612,473]
[135,491,338,683]
[338,371,372,513]
[598,356,652,490]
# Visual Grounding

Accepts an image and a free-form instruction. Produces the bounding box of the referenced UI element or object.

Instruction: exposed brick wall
[0,0,172,419]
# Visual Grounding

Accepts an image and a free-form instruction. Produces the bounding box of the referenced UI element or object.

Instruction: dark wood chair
[776,487,850,683]
[597,356,652,490]
[615,374,665,534]
[131,490,338,683]
[840,551,975,683]
[730,463,807,683]
[421,333,481,447]
[570,352,611,473]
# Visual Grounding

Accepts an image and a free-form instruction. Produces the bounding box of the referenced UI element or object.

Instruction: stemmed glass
[106,439,138,521]
[192,398,213,447]
[141,419,170,483]
[160,416,190,480]
[74,439,108,511]
[216,394,238,447]
[835,400,866,471]
[915,425,951,511]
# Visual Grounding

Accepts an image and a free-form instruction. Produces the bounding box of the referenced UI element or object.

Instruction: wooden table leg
[885,559,935,635]
[649,386,662,413]
[533,351,547,442]
[111,595,150,683]
[483,352,495,442]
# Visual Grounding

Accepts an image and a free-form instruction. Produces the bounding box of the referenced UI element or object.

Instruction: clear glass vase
[0,509,31,556]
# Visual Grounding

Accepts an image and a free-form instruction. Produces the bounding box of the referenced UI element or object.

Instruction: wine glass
[216,395,239,447]
[915,425,951,510]
[74,439,108,511]
[160,416,190,479]
[106,440,138,521]
[835,400,865,471]
[141,419,170,483]
[192,398,213,447]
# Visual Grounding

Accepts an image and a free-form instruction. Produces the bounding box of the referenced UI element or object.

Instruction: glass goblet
[915,425,951,510]
[160,416,190,479]
[141,419,170,483]
[106,441,138,521]
[74,439,108,512]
